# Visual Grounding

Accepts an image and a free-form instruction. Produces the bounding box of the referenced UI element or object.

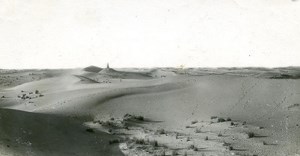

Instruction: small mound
[270,73,300,79]
[148,68,176,78]
[83,66,103,73]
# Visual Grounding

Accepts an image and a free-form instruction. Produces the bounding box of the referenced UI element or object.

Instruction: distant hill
[148,68,176,78]
[99,68,152,79]
[83,66,103,73]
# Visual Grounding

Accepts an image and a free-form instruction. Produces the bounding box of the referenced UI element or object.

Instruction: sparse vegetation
[191,120,198,124]
[156,128,165,135]
[175,133,179,139]
[186,137,190,142]
[195,128,202,133]
[247,132,255,138]
[217,118,226,123]
[150,140,158,147]
[86,128,94,133]
[160,150,166,156]
[262,141,267,145]
[123,114,144,121]
[135,138,146,144]
[222,142,231,147]
[204,136,208,141]
[189,144,195,150]
[183,151,188,156]
[109,139,121,144]
[211,116,218,119]
[218,132,222,137]
[135,116,144,121]
[171,150,177,156]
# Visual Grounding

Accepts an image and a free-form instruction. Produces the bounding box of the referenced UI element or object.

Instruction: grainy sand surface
[0,67,299,156]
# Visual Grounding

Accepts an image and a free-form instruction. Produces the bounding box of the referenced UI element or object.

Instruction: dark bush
[109,139,120,144]
[218,133,222,137]
[186,137,190,142]
[247,132,255,138]
[195,128,202,133]
[183,151,187,156]
[189,144,195,150]
[86,128,94,133]
[135,116,144,121]
[135,138,145,144]
[171,150,177,156]
[263,141,267,145]
[191,120,198,124]
[217,118,226,123]
[151,140,158,147]
[123,114,144,121]
[211,116,218,119]
[156,129,165,135]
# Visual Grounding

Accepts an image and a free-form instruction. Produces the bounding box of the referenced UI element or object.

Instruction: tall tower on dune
[107,63,110,69]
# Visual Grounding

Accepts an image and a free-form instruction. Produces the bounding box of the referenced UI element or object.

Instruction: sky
[0,0,300,69]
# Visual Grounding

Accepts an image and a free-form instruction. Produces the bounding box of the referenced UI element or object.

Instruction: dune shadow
[254,135,268,138]
[170,147,186,150]
[127,118,163,124]
[74,75,100,83]
[197,149,216,152]
[263,142,278,146]
[0,108,124,156]
[143,118,164,123]
[233,148,248,151]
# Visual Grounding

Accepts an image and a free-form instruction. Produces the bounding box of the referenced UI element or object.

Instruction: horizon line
[1,65,300,70]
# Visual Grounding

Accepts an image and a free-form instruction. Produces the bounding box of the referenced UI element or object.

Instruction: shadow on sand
[0,108,124,156]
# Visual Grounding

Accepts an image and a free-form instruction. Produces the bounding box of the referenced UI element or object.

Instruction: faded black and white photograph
[0,0,300,156]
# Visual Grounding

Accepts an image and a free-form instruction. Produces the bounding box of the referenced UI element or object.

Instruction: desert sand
[0,66,299,156]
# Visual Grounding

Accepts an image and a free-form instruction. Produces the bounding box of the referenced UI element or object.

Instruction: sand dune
[98,68,152,79]
[83,66,103,73]
[147,69,176,78]
[0,67,299,156]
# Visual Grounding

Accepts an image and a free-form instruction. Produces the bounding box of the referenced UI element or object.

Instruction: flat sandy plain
[0,66,299,156]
